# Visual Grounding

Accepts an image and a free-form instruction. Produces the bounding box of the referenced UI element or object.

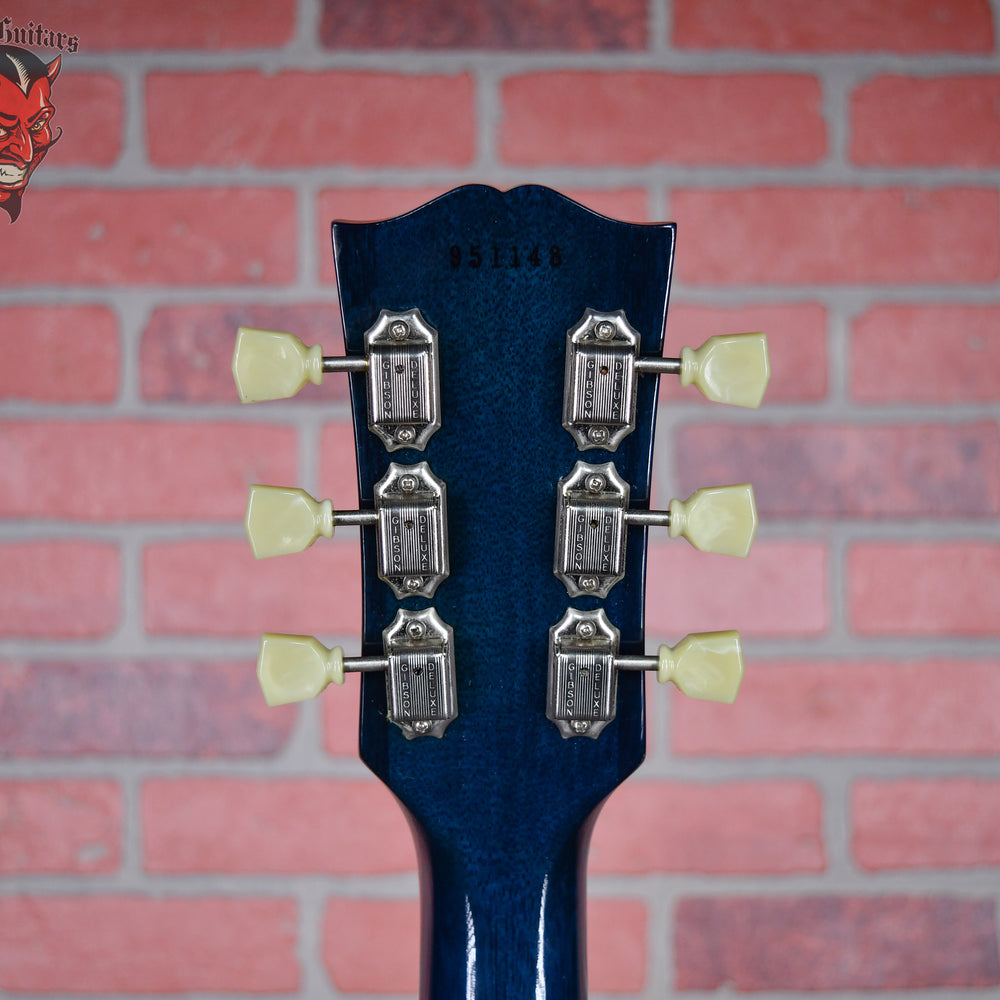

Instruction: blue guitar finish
[334,185,674,1000]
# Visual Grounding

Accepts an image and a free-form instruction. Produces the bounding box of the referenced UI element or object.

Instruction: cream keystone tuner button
[675,332,770,409]
[554,462,757,597]
[245,485,336,559]
[655,630,743,704]
[231,328,333,403]
[232,308,441,451]
[667,483,757,558]
[257,633,345,706]
[562,308,770,451]
[546,608,745,739]
[255,608,457,740]
[244,462,448,599]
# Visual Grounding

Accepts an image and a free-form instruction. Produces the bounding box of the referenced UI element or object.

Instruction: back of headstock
[232,185,769,999]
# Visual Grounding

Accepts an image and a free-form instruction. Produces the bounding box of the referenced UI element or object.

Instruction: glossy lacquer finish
[333,186,675,1000]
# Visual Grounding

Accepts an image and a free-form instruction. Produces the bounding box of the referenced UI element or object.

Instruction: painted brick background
[0,1,998,997]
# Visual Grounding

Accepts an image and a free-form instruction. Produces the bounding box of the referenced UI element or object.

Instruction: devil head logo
[0,45,60,223]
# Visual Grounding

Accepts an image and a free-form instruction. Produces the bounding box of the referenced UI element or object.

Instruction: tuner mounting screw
[399,475,418,492]
[576,620,597,639]
[406,620,427,640]
[413,720,431,734]
[389,320,410,339]
[579,575,599,592]
[588,427,610,446]
[571,720,591,734]
[403,576,423,592]
[585,474,605,493]
[595,320,615,341]
[396,427,416,444]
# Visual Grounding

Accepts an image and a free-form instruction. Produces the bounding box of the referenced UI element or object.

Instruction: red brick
[588,899,647,992]
[324,899,417,994]
[664,303,827,403]
[322,897,645,993]
[676,422,1000,517]
[0,541,118,638]
[0,421,296,520]
[0,780,119,873]
[675,896,1000,990]
[143,777,415,874]
[850,543,1000,636]
[853,76,1000,166]
[854,779,1000,869]
[591,780,823,873]
[322,672,361,755]
[142,303,344,403]
[317,187,650,282]
[0,189,296,286]
[0,0,296,49]
[564,189,650,222]
[0,660,294,756]
[0,305,118,403]
[501,73,824,166]
[672,0,994,52]
[320,422,369,508]
[647,540,827,638]
[0,896,298,992]
[852,304,1000,403]
[320,0,647,49]
[672,659,1000,756]
[147,72,475,168]
[143,538,361,636]
[42,73,122,167]
[672,187,1000,285]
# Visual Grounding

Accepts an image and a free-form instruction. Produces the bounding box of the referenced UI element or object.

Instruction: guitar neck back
[334,185,675,999]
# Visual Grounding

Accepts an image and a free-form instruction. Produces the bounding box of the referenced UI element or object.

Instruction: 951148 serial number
[448,244,564,270]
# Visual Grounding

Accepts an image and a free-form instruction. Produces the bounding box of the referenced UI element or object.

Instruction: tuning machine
[245,462,448,599]
[232,308,441,451]
[256,607,457,739]
[562,308,770,450]
[547,608,743,739]
[554,461,756,597]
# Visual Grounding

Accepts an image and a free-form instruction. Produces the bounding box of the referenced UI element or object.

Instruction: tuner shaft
[621,509,671,528]
[633,357,682,375]
[322,356,368,373]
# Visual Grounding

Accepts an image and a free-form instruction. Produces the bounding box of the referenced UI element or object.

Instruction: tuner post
[547,609,744,739]
[256,608,458,739]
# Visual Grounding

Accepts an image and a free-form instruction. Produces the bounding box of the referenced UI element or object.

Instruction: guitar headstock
[232,185,768,997]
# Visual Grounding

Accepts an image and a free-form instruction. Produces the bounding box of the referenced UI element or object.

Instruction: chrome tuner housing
[554,461,630,598]
[383,607,457,739]
[374,462,449,599]
[365,308,442,451]
[547,607,620,740]
[561,308,640,452]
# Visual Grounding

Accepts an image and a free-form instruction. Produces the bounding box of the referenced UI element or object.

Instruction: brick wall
[1,0,998,995]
